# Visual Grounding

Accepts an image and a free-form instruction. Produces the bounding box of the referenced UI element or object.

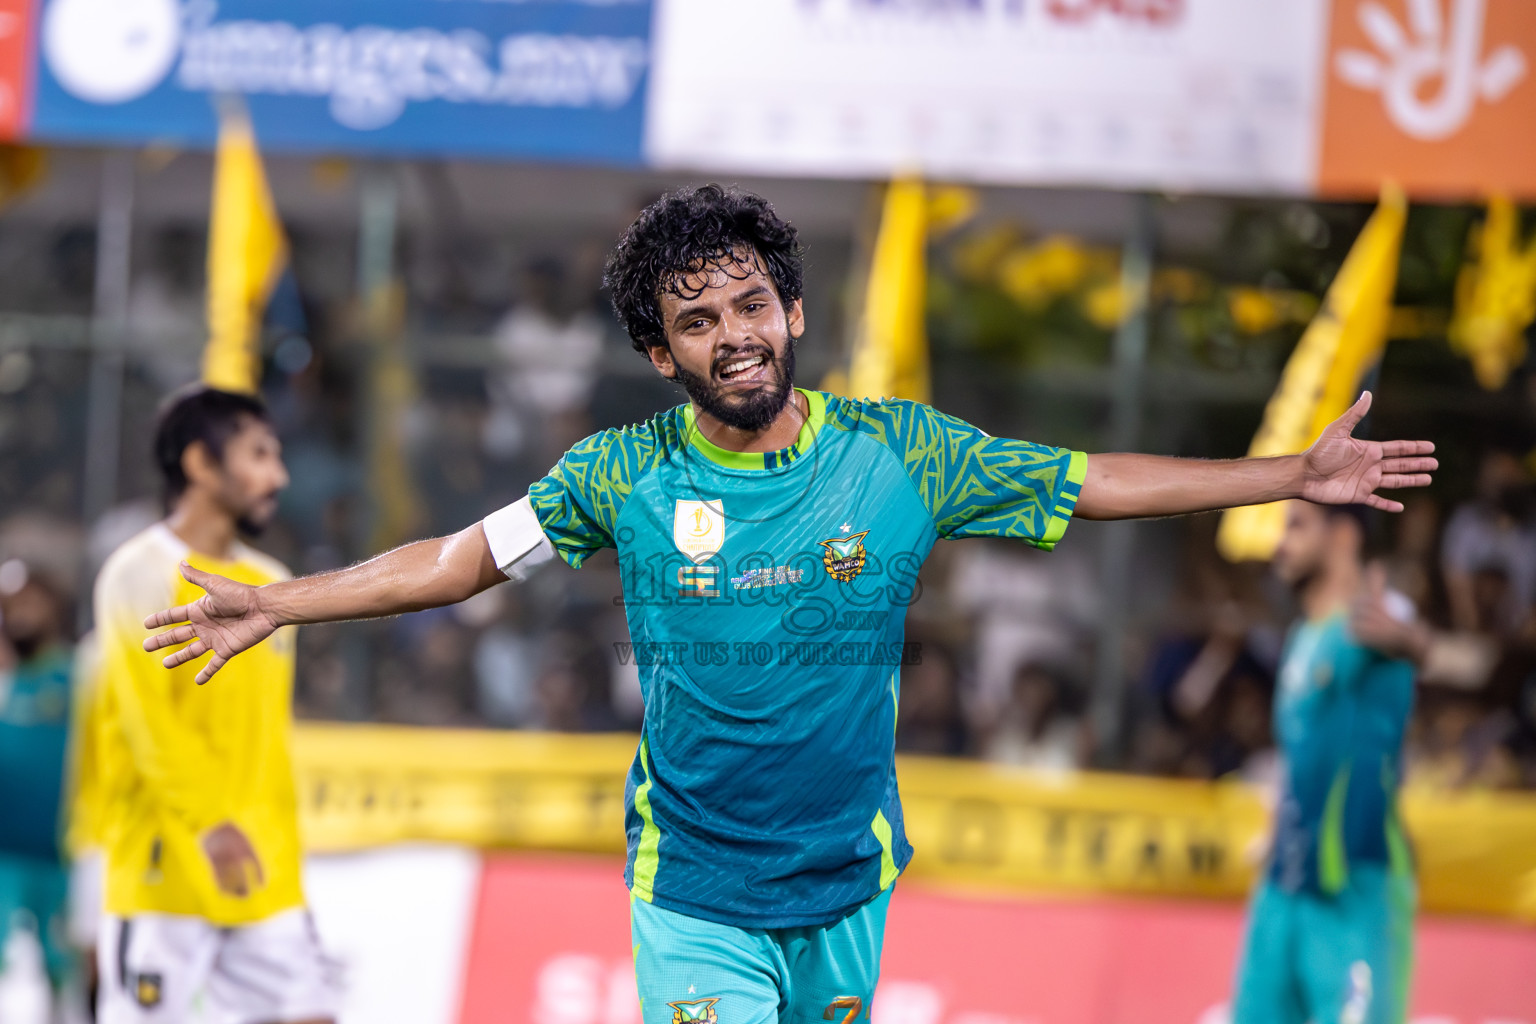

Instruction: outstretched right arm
[144,520,514,685]
[269,521,509,622]
[147,421,639,685]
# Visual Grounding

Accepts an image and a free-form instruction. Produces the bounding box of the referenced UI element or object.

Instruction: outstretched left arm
[1074,391,1437,521]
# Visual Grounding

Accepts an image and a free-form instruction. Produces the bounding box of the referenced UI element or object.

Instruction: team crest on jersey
[819,531,869,582]
[674,499,726,563]
[134,972,163,1008]
[670,998,720,1024]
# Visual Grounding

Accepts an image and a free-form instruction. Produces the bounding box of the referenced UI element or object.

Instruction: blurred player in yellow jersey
[92,387,337,1024]
[65,628,106,1005]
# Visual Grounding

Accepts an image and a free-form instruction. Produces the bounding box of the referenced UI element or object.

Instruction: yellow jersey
[64,629,105,859]
[94,524,304,926]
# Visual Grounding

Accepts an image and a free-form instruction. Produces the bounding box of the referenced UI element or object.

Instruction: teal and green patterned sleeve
[875,399,1086,549]
[526,422,659,568]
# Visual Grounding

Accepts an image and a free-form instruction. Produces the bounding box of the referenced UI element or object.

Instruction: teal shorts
[1233,866,1415,1024]
[631,888,891,1024]
[0,852,72,987]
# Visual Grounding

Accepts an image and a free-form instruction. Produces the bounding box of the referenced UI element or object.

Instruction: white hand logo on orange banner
[1334,0,1526,139]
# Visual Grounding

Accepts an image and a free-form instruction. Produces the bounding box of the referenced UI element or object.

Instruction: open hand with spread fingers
[142,562,280,685]
[1300,392,1437,512]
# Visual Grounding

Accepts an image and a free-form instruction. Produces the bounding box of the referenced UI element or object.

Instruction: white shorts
[98,908,342,1024]
[68,851,104,949]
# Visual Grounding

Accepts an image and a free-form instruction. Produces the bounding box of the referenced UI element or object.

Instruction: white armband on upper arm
[482,496,556,581]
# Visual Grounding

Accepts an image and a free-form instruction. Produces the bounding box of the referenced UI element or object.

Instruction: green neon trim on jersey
[1037,450,1088,551]
[821,397,1082,548]
[631,739,661,902]
[872,809,900,889]
[1318,762,1352,894]
[1388,872,1416,1024]
[682,388,826,470]
[1385,812,1413,880]
[1382,759,1415,881]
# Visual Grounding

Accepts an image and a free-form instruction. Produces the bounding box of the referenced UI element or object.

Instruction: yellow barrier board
[294,725,633,855]
[292,724,1536,920]
[895,756,1269,902]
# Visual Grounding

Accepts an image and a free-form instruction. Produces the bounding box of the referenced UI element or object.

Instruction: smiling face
[647,249,804,433]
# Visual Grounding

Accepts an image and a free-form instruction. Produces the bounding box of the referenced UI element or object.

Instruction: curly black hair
[604,184,804,357]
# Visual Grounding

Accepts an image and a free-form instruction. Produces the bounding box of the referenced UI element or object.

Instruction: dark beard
[673,343,796,432]
[233,489,281,538]
[1285,562,1321,596]
[236,516,267,537]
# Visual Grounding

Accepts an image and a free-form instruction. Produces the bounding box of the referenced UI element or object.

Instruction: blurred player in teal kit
[140,186,1437,1024]
[0,565,76,1001]
[1233,500,1430,1024]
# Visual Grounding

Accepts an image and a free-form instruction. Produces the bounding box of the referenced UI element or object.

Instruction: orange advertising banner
[1320,0,1536,198]
[0,0,31,140]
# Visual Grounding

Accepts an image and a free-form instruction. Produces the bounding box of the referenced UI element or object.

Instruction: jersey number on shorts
[824,997,864,1024]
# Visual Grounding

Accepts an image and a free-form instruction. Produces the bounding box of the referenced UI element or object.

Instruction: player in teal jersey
[1232,500,1430,1024]
[142,186,1437,1023]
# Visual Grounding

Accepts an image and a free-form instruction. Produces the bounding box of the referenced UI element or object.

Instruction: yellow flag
[847,178,933,403]
[203,107,287,394]
[365,281,426,553]
[1450,195,1536,392]
[0,145,45,211]
[1216,184,1407,562]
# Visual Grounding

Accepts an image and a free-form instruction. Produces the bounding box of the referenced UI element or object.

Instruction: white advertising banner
[306,846,483,1024]
[645,0,1331,194]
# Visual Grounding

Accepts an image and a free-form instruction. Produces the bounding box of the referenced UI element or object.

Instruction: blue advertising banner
[30,0,653,164]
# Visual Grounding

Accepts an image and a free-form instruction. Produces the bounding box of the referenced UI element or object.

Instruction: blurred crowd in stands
[2,225,1535,795]
[864,447,1536,793]
[1116,457,1536,790]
